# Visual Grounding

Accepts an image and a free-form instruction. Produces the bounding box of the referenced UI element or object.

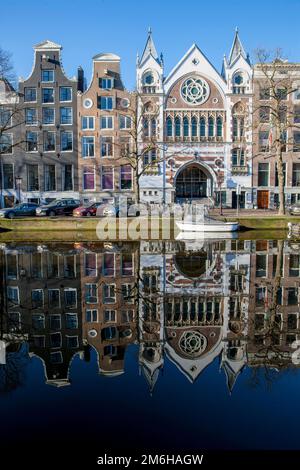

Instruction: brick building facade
[2,32,300,207]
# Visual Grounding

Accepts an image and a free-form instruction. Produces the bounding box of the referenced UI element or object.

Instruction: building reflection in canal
[1,237,300,393]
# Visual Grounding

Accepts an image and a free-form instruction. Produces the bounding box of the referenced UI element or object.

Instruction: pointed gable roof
[140,27,159,65]
[228,28,247,66]
[164,43,226,91]
[34,40,62,51]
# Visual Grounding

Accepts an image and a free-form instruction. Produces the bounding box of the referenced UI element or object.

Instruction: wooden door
[257,190,269,209]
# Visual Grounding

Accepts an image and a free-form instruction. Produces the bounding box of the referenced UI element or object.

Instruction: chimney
[77,66,84,92]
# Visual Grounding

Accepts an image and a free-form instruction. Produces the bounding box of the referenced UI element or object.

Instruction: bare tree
[254,49,300,215]
[114,93,185,204]
[0,46,16,86]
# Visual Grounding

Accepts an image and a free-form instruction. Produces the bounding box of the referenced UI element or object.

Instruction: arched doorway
[175,163,211,202]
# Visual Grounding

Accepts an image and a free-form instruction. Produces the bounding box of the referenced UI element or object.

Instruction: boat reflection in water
[1,237,300,393]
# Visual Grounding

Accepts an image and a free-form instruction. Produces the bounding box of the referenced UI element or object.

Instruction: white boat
[175,231,238,240]
[176,218,239,233]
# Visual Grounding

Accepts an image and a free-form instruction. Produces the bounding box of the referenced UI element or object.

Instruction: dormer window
[41,70,54,82]
[100,78,114,89]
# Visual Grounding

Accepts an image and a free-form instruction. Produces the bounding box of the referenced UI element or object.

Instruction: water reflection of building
[1,238,300,393]
[248,239,300,368]
[80,242,138,376]
[139,238,250,391]
[1,243,82,386]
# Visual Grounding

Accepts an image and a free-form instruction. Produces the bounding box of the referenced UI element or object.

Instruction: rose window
[181,77,210,105]
[179,331,207,356]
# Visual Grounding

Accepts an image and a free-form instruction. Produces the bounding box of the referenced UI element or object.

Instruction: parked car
[289,203,300,215]
[93,199,146,217]
[0,203,39,219]
[73,202,102,217]
[36,199,80,217]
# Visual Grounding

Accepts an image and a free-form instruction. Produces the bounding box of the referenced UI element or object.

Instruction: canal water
[0,235,300,458]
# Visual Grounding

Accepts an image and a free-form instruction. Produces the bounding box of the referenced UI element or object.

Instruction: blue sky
[1,0,300,89]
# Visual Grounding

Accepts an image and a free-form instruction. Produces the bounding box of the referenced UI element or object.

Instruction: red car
[73,202,101,217]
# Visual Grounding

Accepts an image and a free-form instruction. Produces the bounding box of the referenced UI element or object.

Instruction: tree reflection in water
[0,237,300,393]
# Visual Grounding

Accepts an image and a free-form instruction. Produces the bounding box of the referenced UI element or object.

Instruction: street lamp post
[15,176,22,204]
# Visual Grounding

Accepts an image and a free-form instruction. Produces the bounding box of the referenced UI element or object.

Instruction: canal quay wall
[0,214,300,232]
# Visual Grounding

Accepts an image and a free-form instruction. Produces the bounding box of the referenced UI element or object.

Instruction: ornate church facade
[137,29,253,208]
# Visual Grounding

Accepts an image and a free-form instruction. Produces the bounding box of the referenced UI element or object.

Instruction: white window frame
[0,133,13,155]
[100,115,114,129]
[84,252,98,277]
[41,87,55,104]
[48,288,61,308]
[102,252,115,277]
[31,288,44,307]
[101,166,114,191]
[121,309,134,323]
[50,314,62,330]
[26,131,38,153]
[101,136,114,158]
[81,116,95,130]
[59,86,72,103]
[66,335,79,349]
[100,96,114,110]
[86,309,98,323]
[103,283,116,304]
[82,136,95,158]
[120,164,133,191]
[32,313,45,329]
[61,131,73,152]
[119,115,132,130]
[41,69,54,82]
[85,283,98,304]
[60,106,73,125]
[43,131,56,153]
[50,332,62,349]
[104,309,116,323]
[42,107,55,126]
[121,253,134,276]
[24,87,37,103]
[65,313,78,329]
[122,283,134,304]
[25,108,37,126]
[5,253,18,279]
[82,165,96,191]
[64,287,77,308]
[101,78,114,89]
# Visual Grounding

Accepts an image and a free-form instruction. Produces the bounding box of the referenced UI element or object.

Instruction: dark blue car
[0,203,39,219]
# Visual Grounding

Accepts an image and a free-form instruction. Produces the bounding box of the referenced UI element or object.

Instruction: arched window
[151,118,156,137]
[175,116,181,137]
[217,116,223,138]
[183,116,189,137]
[143,118,149,137]
[208,117,214,137]
[200,117,206,137]
[191,116,197,137]
[166,116,173,137]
